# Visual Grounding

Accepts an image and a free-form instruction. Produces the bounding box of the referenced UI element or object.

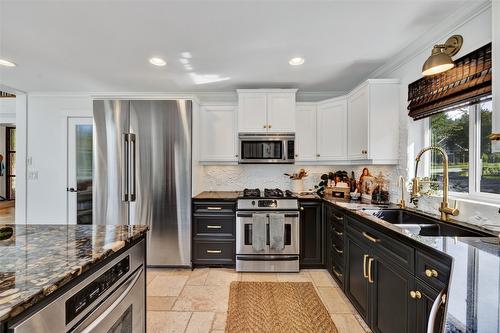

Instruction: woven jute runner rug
[225,281,338,333]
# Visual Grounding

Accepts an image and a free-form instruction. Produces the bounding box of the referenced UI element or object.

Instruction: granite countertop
[324,197,500,333]
[193,191,241,200]
[0,224,148,322]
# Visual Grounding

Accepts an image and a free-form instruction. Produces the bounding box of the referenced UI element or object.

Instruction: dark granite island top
[0,224,148,323]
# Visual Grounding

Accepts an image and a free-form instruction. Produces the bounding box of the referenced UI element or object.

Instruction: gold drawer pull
[333,245,343,254]
[425,269,438,278]
[333,214,344,221]
[206,249,222,254]
[410,290,422,299]
[332,266,343,278]
[362,231,380,243]
[206,225,222,229]
[207,207,222,210]
[333,228,343,236]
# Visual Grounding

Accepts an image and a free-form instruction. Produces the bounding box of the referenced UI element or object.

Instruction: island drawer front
[192,240,235,265]
[332,246,344,268]
[347,216,415,272]
[193,201,236,215]
[416,250,451,290]
[331,262,344,287]
[328,206,346,229]
[193,215,235,237]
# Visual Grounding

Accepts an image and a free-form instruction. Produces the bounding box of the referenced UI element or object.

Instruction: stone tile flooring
[146,268,371,333]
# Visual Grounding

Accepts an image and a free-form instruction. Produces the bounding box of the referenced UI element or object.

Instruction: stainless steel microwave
[238,133,295,164]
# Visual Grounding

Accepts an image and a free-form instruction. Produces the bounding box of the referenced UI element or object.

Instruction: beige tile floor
[146,268,372,333]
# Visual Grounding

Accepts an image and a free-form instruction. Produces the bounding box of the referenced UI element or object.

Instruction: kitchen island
[0,224,148,332]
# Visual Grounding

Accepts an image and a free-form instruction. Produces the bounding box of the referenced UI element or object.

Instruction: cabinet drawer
[193,201,235,215]
[328,207,346,228]
[331,225,344,243]
[331,262,344,287]
[192,240,235,265]
[416,250,451,291]
[332,246,344,267]
[194,215,235,237]
[347,216,414,272]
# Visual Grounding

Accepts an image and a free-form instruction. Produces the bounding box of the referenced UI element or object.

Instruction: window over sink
[429,97,500,197]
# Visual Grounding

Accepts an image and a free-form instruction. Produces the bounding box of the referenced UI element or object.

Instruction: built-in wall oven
[238,133,295,164]
[9,240,145,333]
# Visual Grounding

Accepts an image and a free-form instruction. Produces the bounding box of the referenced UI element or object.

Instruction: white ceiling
[0,0,481,93]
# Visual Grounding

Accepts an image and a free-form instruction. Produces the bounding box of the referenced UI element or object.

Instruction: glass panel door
[68,117,93,224]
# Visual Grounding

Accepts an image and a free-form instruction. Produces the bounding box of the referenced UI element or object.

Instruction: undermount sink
[362,208,491,237]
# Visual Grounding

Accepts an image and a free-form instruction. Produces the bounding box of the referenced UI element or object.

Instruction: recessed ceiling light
[149,57,166,67]
[0,59,16,67]
[289,57,305,66]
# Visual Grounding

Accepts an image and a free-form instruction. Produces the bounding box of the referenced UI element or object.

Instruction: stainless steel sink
[362,208,491,237]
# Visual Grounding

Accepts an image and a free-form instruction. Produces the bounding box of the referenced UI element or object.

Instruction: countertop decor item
[285,168,308,193]
[358,167,375,201]
[371,172,390,205]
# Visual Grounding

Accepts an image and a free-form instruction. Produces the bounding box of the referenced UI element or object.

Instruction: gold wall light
[422,35,463,76]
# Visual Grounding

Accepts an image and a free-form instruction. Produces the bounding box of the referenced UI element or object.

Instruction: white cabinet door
[348,85,369,160]
[295,105,317,162]
[200,105,237,162]
[238,93,268,132]
[316,99,347,160]
[267,93,295,132]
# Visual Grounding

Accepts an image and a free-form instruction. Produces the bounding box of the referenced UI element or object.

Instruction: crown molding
[369,0,492,78]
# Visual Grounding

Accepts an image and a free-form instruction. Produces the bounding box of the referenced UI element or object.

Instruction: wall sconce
[422,35,463,76]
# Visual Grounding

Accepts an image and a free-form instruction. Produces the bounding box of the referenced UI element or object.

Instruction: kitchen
[0,1,500,333]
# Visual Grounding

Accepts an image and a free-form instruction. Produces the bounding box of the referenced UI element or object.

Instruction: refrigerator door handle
[121,133,129,202]
[129,133,136,202]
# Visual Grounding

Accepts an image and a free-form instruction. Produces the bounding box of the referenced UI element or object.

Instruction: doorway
[67,117,93,224]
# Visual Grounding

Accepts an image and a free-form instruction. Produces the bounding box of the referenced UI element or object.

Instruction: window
[429,98,500,196]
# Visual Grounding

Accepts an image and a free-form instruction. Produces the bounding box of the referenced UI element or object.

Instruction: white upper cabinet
[237,89,297,133]
[267,92,296,132]
[317,98,348,160]
[347,79,400,163]
[295,104,317,162]
[199,104,238,163]
[295,97,347,163]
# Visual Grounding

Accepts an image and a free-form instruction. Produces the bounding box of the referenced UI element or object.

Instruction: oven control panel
[65,256,130,324]
[258,200,278,208]
[237,199,299,210]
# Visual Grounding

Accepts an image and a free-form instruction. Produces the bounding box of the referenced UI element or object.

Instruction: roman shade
[407,43,492,120]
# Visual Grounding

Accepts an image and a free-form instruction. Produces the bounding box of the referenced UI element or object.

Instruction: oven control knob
[251,201,255,206]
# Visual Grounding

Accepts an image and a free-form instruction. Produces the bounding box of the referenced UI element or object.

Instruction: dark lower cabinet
[415,280,443,333]
[371,255,415,333]
[345,234,371,320]
[299,200,324,268]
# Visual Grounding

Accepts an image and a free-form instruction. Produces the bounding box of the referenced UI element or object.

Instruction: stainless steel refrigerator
[93,100,192,267]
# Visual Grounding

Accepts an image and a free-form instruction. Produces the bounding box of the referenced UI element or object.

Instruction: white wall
[26,95,92,223]
[375,4,500,227]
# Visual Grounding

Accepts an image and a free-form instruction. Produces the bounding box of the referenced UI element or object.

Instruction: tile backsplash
[199,164,398,197]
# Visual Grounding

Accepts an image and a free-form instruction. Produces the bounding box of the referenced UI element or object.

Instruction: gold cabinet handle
[235,154,239,157]
[206,249,222,254]
[333,245,343,254]
[207,207,222,210]
[425,269,438,278]
[268,124,272,128]
[363,254,369,278]
[361,150,368,154]
[332,266,343,278]
[368,258,374,283]
[300,207,304,211]
[206,225,222,229]
[333,228,343,236]
[263,125,267,128]
[316,154,320,157]
[333,214,344,221]
[362,231,380,243]
[295,154,299,157]
[410,290,422,299]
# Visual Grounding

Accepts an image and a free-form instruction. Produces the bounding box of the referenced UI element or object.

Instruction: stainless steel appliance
[93,100,192,266]
[238,133,295,164]
[10,241,146,333]
[236,188,300,272]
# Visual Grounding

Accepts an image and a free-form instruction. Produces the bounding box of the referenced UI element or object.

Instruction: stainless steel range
[236,188,300,272]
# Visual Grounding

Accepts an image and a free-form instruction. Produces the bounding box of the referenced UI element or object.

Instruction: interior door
[67,117,93,225]
[93,100,130,225]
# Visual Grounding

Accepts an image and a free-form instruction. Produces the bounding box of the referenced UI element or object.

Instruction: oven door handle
[80,266,143,333]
